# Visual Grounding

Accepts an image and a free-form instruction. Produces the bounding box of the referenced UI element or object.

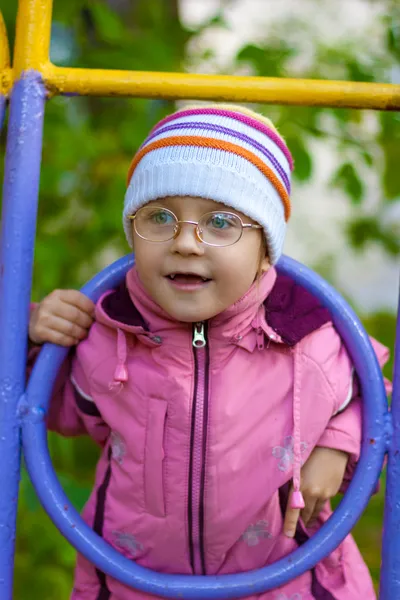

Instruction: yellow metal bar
[0,12,10,70]
[13,0,52,76]
[0,11,12,96]
[7,0,400,111]
[46,65,400,110]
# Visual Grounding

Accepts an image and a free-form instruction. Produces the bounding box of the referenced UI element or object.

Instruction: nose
[169,222,204,256]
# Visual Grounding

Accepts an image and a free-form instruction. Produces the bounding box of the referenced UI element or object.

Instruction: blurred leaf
[382,141,400,199]
[85,4,126,44]
[387,21,400,58]
[345,59,375,83]
[346,216,400,256]
[378,112,400,199]
[199,47,216,61]
[237,42,294,77]
[361,150,374,167]
[331,162,364,204]
[207,13,229,29]
[285,136,312,181]
[362,313,396,380]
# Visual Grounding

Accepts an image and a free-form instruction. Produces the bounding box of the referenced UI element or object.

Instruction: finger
[283,504,300,538]
[52,334,80,347]
[55,290,95,316]
[39,315,90,342]
[52,302,94,329]
[37,328,80,347]
[309,499,327,524]
[300,495,317,526]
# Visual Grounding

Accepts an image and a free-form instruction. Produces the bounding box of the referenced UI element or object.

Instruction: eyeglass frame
[127,206,262,247]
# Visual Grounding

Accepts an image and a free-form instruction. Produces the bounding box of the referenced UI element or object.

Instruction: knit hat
[123,104,293,264]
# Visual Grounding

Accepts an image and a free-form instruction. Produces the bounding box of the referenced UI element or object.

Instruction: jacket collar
[95,264,331,351]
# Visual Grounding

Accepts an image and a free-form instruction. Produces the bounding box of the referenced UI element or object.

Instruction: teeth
[168,273,209,281]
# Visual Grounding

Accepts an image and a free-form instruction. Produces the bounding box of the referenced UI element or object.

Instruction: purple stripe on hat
[151,108,293,171]
[143,121,291,193]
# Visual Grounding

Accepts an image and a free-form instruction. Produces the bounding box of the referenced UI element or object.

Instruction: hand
[283,446,349,538]
[29,289,95,347]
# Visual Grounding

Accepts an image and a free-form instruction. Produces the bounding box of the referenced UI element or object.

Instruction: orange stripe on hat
[126,136,291,221]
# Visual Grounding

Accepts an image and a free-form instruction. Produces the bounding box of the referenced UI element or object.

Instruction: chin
[164,305,213,323]
[167,310,204,323]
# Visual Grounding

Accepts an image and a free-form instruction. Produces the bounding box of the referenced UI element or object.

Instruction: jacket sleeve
[316,336,392,492]
[46,354,110,446]
[27,340,110,446]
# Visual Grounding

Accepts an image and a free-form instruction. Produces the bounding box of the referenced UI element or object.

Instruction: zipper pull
[193,322,206,348]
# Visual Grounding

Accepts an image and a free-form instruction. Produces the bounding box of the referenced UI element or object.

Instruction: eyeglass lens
[134,207,243,246]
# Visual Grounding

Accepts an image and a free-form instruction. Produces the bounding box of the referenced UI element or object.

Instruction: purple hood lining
[264,274,331,346]
[101,283,149,330]
[99,271,332,347]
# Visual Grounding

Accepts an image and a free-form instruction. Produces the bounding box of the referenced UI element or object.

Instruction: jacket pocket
[144,398,167,517]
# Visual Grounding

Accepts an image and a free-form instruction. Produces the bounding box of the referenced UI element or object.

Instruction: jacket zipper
[188,321,209,574]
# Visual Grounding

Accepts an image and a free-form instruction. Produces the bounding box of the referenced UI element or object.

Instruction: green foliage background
[0,0,399,597]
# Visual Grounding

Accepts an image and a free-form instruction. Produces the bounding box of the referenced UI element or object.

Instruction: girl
[29,105,391,600]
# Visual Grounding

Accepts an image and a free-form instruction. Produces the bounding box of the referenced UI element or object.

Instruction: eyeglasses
[128,206,262,247]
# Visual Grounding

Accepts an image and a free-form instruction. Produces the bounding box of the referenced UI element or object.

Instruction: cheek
[133,231,156,263]
[237,241,261,275]
[132,238,160,283]
[217,246,260,294]
[132,241,144,274]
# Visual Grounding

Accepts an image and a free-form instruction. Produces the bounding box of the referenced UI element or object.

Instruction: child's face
[132,196,270,323]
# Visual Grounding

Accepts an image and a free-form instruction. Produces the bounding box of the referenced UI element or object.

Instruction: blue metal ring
[22,255,388,598]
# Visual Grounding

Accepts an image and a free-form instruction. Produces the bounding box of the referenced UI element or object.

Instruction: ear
[130,222,136,250]
[260,253,270,273]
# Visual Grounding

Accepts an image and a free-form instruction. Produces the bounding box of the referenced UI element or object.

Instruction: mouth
[165,272,212,290]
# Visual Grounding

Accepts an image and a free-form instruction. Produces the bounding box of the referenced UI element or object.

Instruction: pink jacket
[45,266,390,600]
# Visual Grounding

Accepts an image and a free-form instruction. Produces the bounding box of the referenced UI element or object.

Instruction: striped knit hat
[123,104,293,264]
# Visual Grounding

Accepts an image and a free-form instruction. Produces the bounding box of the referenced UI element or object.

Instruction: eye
[208,214,229,229]
[211,215,228,229]
[149,209,175,225]
[206,213,238,230]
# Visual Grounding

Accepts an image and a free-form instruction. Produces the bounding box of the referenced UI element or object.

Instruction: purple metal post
[0,94,6,133]
[0,71,46,599]
[380,280,400,599]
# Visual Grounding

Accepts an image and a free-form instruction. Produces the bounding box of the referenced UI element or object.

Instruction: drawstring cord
[256,306,265,351]
[290,344,305,510]
[110,329,129,391]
